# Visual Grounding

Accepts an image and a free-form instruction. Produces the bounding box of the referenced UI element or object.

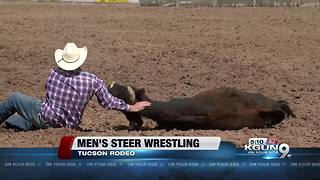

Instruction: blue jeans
[0,92,48,131]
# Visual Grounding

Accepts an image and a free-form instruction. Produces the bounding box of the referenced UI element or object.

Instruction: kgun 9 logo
[244,138,290,158]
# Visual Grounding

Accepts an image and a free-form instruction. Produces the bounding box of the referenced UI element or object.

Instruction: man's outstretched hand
[128,101,151,112]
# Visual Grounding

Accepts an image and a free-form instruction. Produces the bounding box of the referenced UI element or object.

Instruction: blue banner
[0,142,319,179]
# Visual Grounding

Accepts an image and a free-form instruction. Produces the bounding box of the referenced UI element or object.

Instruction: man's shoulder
[50,68,102,83]
[79,71,98,79]
[80,71,105,90]
[78,71,104,84]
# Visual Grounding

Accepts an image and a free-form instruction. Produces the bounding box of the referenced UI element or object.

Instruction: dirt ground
[0,2,319,147]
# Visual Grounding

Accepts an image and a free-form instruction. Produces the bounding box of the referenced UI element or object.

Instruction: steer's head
[108,82,147,104]
[108,82,147,130]
[108,82,136,105]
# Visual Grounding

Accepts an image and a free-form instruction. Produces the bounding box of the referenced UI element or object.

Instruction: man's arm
[93,77,150,112]
[95,83,129,111]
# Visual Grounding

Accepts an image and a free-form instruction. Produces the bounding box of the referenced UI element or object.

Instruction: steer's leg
[259,110,285,127]
[124,112,143,131]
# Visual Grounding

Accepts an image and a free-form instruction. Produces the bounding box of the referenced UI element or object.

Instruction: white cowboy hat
[54,43,88,71]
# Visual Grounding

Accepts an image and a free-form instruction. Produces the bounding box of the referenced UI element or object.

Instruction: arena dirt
[0,2,319,147]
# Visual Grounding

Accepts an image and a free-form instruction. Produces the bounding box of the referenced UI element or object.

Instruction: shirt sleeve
[93,77,129,112]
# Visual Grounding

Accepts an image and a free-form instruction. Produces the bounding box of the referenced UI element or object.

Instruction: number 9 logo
[279,143,290,158]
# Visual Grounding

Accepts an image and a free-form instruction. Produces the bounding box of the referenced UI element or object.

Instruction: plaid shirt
[41,68,129,129]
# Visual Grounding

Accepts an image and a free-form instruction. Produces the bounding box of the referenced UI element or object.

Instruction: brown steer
[108,82,296,130]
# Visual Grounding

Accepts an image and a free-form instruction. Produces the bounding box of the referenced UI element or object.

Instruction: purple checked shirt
[41,68,129,129]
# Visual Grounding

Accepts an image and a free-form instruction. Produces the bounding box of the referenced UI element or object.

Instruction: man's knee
[8,92,23,103]
[9,92,21,100]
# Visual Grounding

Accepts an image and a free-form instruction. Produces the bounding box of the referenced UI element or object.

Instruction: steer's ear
[135,88,146,98]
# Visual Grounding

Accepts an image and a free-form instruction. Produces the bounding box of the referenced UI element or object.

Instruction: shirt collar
[55,67,82,77]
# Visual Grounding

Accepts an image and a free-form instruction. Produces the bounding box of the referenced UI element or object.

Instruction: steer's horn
[127,86,136,103]
[109,81,115,88]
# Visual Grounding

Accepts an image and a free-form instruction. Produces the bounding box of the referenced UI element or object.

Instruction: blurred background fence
[30,0,320,7]
[139,0,320,7]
